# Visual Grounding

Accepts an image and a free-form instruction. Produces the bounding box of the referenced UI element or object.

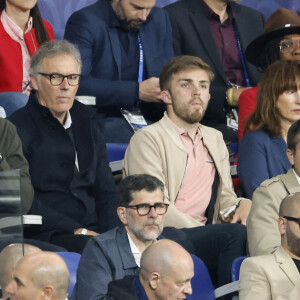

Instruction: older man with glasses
[239,192,300,300]
[8,40,120,253]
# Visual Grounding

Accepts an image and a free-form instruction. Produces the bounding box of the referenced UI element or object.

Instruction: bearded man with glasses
[8,40,120,253]
[240,193,300,300]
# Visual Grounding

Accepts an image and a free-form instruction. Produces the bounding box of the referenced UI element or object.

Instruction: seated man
[9,40,119,253]
[0,243,41,300]
[72,174,246,299]
[64,0,174,143]
[5,252,69,300]
[102,239,194,300]
[239,193,300,300]
[0,117,33,214]
[123,55,251,228]
[247,118,300,256]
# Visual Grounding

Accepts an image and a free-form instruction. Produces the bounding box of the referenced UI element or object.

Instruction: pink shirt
[1,10,33,95]
[171,120,216,224]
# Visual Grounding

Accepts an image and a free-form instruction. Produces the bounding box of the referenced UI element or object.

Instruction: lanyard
[137,34,144,83]
[232,22,251,87]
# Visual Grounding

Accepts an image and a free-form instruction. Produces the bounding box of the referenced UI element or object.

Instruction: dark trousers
[50,234,93,254]
[163,223,247,288]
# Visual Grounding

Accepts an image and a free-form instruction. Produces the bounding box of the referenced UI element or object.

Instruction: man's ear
[41,285,54,300]
[161,90,172,105]
[149,272,160,290]
[286,149,295,166]
[31,75,39,91]
[117,207,127,225]
[278,217,286,235]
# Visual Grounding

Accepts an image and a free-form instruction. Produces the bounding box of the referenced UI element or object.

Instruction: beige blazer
[123,113,247,228]
[247,168,300,256]
[239,246,300,300]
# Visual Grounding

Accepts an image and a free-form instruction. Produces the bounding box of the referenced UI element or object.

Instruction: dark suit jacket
[8,93,119,241]
[64,0,174,141]
[71,226,140,300]
[165,0,265,124]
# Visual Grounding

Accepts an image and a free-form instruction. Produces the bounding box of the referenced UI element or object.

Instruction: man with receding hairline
[0,244,41,300]
[102,239,194,299]
[239,193,300,300]
[5,252,69,300]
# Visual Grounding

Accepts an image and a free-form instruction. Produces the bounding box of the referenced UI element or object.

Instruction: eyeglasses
[125,203,169,216]
[38,73,81,86]
[283,216,300,227]
[279,39,300,53]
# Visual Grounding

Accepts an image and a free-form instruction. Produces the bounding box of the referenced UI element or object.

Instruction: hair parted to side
[0,1,50,45]
[288,119,300,153]
[30,40,82,75]
[244,60,300,138]
[118,174,164,207]
[159,55,214,91]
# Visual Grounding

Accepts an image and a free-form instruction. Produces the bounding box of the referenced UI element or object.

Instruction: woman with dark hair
[237,60,300,199]
[238,8,300,141]
[0,0,54,94]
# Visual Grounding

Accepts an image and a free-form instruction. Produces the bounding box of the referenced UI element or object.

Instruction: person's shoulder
[165,0,190,12]
[232,2,264,18]
[240,130,271,145]
[0,117,17,134]
[90,227,122,245]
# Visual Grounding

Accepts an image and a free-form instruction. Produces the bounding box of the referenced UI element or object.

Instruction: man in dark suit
[165,0,265,141]
[64,0,174,143]
[9,40,120,253]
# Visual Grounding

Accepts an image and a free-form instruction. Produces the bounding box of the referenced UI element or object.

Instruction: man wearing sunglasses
[239,193,300,300]
[8,40,120,253]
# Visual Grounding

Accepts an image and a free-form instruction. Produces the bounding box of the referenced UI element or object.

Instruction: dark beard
[286,223,300,257]
[113,2,142,32]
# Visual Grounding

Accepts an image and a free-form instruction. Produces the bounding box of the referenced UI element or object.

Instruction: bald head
[279,193,300,218]
[6,252,69,300]
[0,243,41,299]
[140,240,194,300]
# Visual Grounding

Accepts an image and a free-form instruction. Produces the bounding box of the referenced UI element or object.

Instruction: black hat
[245,8,300,66]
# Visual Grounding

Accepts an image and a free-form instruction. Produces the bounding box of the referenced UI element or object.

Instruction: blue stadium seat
[0,92,28,117]
[231,256,246,282]
[56,251,81,297]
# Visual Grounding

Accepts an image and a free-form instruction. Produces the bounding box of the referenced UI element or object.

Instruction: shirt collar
[1,9,33,40]
[292,168,300,185]
[63,111,72,129]
[200,0,235,23]
[167,114,202,139]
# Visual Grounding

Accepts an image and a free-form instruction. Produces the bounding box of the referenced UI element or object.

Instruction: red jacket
[238,86,259,141]
[0,17,55,93]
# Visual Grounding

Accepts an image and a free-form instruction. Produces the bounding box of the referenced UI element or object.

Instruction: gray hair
[30,40,82,75]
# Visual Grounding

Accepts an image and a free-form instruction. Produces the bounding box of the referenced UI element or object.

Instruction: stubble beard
[285,223,300,258]
[128,220,163,242]
[173,96,206,125]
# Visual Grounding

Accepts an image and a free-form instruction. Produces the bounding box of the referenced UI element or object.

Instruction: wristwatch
[0,153,3,164]
[78,228,88,235]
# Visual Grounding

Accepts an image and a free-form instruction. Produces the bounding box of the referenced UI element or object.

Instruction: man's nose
[60,77,70,89]
[183,282,192,295]
[148,206,158,218]
[5,279,15,295]
[137,10,147,22]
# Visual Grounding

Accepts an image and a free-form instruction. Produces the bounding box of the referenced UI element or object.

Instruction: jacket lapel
[276,247,300,286]
[281,169,300,194]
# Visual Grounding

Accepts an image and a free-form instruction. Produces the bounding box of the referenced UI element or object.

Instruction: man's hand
[139,77,162,103]
[231,199,252,225]
[74,228,99,236]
